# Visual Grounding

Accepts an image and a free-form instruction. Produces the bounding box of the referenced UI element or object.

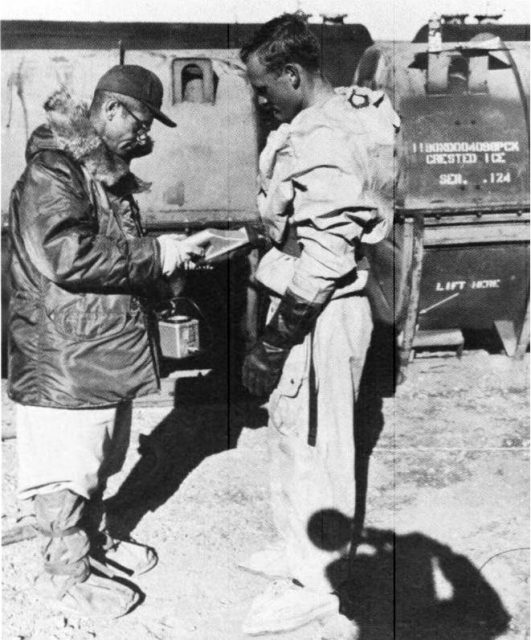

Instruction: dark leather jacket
[8,122,165,408]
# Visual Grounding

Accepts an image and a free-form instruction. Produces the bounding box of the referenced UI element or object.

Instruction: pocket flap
[275,339,309,397]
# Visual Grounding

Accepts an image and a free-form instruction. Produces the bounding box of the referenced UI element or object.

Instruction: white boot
[243,579,339,635]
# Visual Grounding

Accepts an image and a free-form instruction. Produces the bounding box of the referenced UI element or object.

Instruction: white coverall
[254,87,399,592]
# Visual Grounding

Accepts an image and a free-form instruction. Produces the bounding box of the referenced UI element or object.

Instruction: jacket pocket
[47,296,132,342]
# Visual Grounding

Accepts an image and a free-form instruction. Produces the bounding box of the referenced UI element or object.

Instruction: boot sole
[36,573,141,620]
[38,591,141,619]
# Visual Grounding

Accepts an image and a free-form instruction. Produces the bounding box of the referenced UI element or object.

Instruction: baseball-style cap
[95,65,176,127]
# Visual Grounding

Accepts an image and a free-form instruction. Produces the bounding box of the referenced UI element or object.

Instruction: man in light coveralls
[240,13,400,635]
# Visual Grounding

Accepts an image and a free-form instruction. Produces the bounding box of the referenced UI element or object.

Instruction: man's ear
[284,64,301,89]
[103,98,120,121]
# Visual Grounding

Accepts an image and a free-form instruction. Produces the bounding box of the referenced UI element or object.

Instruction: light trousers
[16,401,132,501]
[267,295,373,592]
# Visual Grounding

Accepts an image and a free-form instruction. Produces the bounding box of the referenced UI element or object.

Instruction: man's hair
[240,13,321,74]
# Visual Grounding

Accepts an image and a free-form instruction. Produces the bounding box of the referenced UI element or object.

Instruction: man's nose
[257,95,269,107]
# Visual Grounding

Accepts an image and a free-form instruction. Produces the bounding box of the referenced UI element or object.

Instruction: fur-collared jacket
[8,90,165,408]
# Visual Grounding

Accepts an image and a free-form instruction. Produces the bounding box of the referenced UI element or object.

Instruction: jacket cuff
[127,236,163,289]
[262,287,328,349]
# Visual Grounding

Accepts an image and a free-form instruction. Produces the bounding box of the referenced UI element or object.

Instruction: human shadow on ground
[106,255,269,536]
[307,512,510,640]
[353,320,400,538]
[105,371,267,538]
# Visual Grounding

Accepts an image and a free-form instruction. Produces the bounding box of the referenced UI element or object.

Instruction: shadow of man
[104,375,267,539]
[353,319,400,539]
[307,513,510,640]
[105,253,268,537]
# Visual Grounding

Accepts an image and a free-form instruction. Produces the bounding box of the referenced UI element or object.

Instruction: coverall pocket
[268,339,309,436]
[276,339,308,398]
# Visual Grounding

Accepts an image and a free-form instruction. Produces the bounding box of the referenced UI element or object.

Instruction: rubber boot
[83,495,158,577]
[33,489,140,618]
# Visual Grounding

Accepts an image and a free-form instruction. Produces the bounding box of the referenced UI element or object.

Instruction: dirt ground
[2,348,529,640]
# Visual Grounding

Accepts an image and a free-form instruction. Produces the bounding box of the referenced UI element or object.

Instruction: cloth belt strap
[279,222,371,271]
[308,328,318,447]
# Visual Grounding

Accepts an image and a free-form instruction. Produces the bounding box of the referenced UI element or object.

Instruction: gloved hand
[244,221,270,250]
[242,287,327,397]
[242,341,289,397]
[157,234,209,275]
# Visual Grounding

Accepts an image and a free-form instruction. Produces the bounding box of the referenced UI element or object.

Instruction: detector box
[158,315,200,359]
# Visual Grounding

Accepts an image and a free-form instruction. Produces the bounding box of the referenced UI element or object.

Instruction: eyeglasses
[118,101,152,133]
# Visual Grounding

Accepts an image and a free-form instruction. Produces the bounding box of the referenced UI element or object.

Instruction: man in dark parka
[8,65,206,617]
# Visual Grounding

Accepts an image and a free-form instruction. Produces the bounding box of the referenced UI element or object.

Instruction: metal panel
[122,50,258,227]
[355,40,530,213]
[417,243,529,332]
[401,92,529,211]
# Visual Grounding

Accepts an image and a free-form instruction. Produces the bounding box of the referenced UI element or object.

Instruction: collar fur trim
[43,89,147,190]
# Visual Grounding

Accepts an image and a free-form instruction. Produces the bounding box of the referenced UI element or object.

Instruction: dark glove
[242,288,327,397]
[244,221,270,250]
[242,341,289,397]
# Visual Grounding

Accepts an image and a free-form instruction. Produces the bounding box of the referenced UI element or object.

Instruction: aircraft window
[172,58,216,104]
[182,64,205,102]
[448,55,469,93]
